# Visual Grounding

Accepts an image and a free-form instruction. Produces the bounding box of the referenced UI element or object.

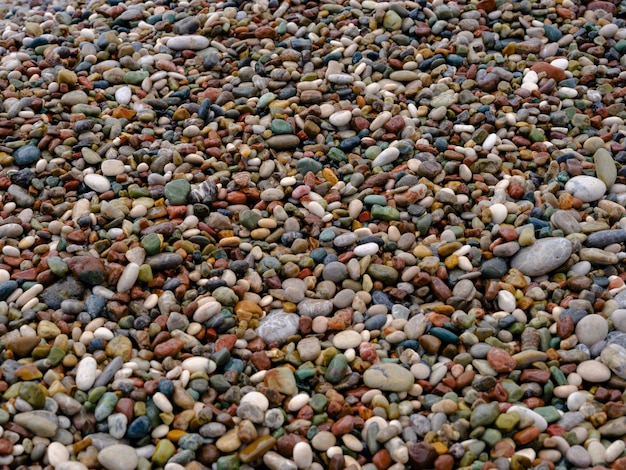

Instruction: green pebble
[550,366,568,386]
[364,195,387,206]
[534,406,561,423]
[47,256,68,277]
[212,286,238,306]
[371,204,400,221]
[152,439,176,467]
[19,382,46,408]
[239,210,261,230]
[138,264,153,283]
[501,380,524,402]
[124,70,149,85]
[88,386,108,404]
[481,428,502,447]
[327,147,347,162]
[429,327,459,344]
[495,411,520,432]
[309,394,328,414]
[324,353,349,384]
[470,402,500,428]
[212,348,230,367]
[296,157,322,175]
[270,119,293,135]
[47,346,66,366]
[0,409,8,424]
[164,179,191,205]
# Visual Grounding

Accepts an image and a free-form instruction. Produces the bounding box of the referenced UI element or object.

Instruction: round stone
[564,176,607,202]
[332,330,362,350]
[575,314,608,346]
[84,174,111,193]
[98,444,138,470]
[510,238,572,277]
[363,363,415,392]
[576,360,611,383]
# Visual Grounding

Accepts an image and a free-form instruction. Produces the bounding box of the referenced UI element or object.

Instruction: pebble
[0,0,625,468]
[97,444,138,470]
[510,238,573,276]
[363,364,415,392]
[577,361,611,382]
[564,176,607,202]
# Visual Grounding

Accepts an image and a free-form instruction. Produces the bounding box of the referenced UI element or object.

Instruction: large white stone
[84,174,111,193]
[75,357,98,391]
[166,35,210,51]
[564,175,607,202]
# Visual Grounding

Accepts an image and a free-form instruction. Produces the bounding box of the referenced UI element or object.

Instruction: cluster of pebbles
[2,0,626,468]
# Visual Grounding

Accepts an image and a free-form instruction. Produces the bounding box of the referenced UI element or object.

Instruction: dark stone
[409,442,438,470]
[41,277,86,309]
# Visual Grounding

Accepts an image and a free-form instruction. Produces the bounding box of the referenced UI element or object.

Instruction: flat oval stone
[98,444,138,470]
[564,175,607,202]
[510,238,572,276]
[332,330,362,350]
[84,174,111,193]
[577,360,611,382]
[75,357,98,391]
[585,229,626,248]
[167,35,210,51]
[363,363,414,392]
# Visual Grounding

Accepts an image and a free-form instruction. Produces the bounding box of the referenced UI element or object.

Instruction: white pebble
[329,110,352,127]
[551,58,568,70]
[240,391,269,411]
[153,392,173,413]
[293,442,313,469]
[84,174,111,193]
[75,357,98,391]
[117,263,140,293]
[115,86,132,105]
[489,203,508,224]
[47,442,70,468]
[287,393,310,412]
[497,290,516,313]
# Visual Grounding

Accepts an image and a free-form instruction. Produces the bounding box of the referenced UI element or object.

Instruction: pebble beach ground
[1,0,626,469]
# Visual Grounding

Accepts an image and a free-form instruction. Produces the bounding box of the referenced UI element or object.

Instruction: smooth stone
[256,311,299,344]
[585,230,626,248]
[594,148,617,188]
[14,411,58,437]
[61,90,89,106]
[264,367,297,395]
[84,174,111,193]
[297,337,321,362]
[507,406,548,432]
[612,309,626,333]
[101,160,125,176]
[164,179,191,205]
[564,175,607,202]
[13,145,41,166]
[167,35,210,51]
[510,238,572,276]
[575,314,608,346]
[576,360,611,382]
[332,330,362,350]
[371,147,400,167]
[566,445,591,468]
[601,343,626,379]
[75,357,98,391]
[363,363,414,392]
[98,444,138,470]
[298,299,333,318]
[115,86,132,105]
[48,442,70,468]
[329,110,352,127]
